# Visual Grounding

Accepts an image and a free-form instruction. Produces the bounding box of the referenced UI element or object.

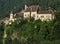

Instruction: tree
[0,22,5,44]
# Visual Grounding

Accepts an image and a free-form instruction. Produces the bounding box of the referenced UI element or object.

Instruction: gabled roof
[14,13,23,18]
[37,10,52,14]
[24,5,39,12]
[24,5,53,14]
[14,5,53,18]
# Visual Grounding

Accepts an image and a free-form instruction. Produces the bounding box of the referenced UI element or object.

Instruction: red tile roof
[14,5,53,18]
[24,5,52,14]
[37,10,52,14]
[24,5,39,12]
[14,13,23,18]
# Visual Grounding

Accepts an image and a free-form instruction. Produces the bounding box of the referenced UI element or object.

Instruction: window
[41,16,44,18]
[46,16,50,19]
[25,14,26,16]
[37,16,38,17]
[33,14,35,17]
[28,14,29,16]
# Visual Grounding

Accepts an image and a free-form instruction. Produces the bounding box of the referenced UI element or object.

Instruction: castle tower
[25,5,28,10]
[9,11,14,24]
[10,11,13,19]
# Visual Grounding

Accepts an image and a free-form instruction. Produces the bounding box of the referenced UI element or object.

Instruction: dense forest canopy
[0,17,60,44]
[0,0,60,44]
[0,0,60,18]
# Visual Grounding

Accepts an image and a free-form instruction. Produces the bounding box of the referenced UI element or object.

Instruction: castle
[9,5,54,24]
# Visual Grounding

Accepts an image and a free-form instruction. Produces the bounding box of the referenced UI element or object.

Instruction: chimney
[25,5,28,10]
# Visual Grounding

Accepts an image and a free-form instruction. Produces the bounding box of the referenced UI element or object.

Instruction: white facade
[24,12,30,18]
[9,5,54,22]
[35,14,52,21]
[31,12,37,18]
[23,12,54,21]
[23,5,54,21]
[10,11,13,19]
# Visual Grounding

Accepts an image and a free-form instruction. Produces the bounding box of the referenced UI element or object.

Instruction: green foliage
[2,17,59,44]
[0,22,5,44]
[55,11,60,21]
[0,0,60,44]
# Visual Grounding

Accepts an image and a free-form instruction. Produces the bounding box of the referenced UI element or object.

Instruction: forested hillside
[0,16,60,44]
[0,0,60,18]
[0,0,60,44]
